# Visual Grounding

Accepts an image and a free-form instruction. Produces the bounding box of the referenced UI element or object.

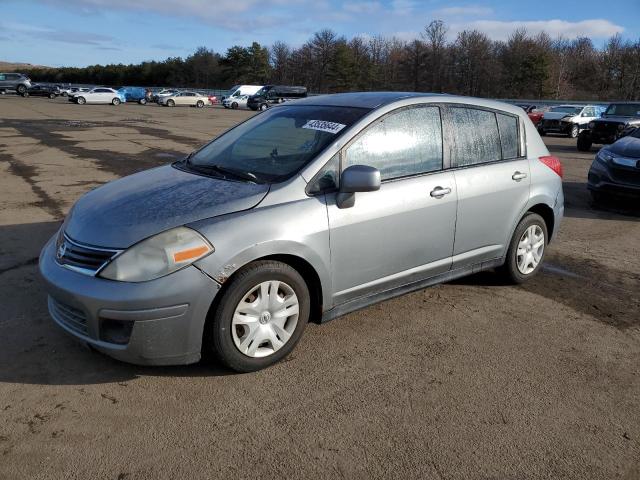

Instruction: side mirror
[336,165,381,209]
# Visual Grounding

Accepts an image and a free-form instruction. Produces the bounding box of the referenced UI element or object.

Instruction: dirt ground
[0,96,638,480]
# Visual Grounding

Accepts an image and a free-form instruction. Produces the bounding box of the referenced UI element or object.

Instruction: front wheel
[76,96,86,105]
[22,92,29,97]
[498,213,548,284]
[112,97,121,105]
[16,84,27,95]
[231,102,238,109]
[207,260,310,372]
[49,93,56,99]
[139,98,147,105]
[259,103,268,111]
[569,124,579,138]
[166,99,175,107]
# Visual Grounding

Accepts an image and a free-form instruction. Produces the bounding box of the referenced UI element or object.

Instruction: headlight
[588,121,595,129]
[596,149,614,165]
[100,226,213,282]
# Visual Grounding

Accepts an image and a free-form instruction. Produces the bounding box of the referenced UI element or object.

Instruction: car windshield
[605,104,640,117]
[185,105,370,183]
[549,106,582,114]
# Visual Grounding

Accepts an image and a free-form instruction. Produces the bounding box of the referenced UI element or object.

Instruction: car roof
[292,92,443,109]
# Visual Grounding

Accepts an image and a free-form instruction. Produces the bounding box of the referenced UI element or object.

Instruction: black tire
[569,124,579,138]
[231,101,238,109]
[259,103,268,111]
[112,97,121,106]
[167,99,175,107]
[577,132,592,152]
[48,93,56,99]
[76,96,86,105]
[196,100,204,108]
[16,84,27,95]
[207,260,310,372]
[22,91,29,98]
[139,98,147,105]
[498,213,548,284]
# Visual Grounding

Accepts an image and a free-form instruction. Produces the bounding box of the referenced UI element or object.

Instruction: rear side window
[496,113,519,159]
[344,105,443,180]
[450,107,501,167]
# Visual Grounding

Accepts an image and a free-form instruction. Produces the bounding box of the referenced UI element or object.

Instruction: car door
[444,105,531,268]
[323,104,458,305]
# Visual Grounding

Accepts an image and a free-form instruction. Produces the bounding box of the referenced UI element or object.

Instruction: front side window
[450,107,501,167]
[344,106,443,181]
[187,105,369,183]
[605,104,640,117]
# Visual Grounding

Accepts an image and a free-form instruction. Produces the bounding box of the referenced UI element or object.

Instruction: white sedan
[73,87,125,105]
[159,91,209,108]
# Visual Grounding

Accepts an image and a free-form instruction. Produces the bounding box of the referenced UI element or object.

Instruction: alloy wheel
[231,280,300,358]
[516,225,545,274]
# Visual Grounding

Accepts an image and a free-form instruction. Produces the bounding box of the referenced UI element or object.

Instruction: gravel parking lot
[0,96,639,480]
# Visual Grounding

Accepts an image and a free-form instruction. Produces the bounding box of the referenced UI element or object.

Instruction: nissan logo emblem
[57,242,66,259]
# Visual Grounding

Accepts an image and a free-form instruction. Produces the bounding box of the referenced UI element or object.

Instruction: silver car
[40,92,564,372]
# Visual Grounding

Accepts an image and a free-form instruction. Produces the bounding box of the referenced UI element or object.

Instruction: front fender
[190,196,333,311]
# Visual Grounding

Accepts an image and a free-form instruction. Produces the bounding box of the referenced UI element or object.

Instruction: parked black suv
[24,84,60,99]
[588,127,640,200]
[247,85,307,111]
[577,102,640,151]
[0,72,33,95]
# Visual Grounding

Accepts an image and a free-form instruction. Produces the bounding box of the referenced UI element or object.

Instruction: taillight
[539,155,563,178]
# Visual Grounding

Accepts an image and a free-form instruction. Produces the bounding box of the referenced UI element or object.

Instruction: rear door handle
[512,171,528,181]
[430,186,452,198]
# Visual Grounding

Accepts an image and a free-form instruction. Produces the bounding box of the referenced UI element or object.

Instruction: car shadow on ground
[562,181,640,220]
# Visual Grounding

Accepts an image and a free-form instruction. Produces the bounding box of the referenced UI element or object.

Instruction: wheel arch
[526,203,555,240]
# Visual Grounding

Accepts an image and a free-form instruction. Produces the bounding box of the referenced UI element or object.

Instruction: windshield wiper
[188,163,259,183]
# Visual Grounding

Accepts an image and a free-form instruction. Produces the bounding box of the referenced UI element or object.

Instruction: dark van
[247,85,307,111]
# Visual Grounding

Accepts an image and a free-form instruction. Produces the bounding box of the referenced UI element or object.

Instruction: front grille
[48,296,89,336]
[610,166,640,186]
[543,119,561,128]
[593,121,622,135]
[56,233,120,275]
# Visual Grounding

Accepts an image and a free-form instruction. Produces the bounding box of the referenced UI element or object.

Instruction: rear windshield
[186,105,370,183]
[605,104,640,117]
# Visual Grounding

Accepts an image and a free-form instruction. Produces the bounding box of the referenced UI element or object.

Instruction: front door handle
[430,186,452,198]
[512,171,528,181]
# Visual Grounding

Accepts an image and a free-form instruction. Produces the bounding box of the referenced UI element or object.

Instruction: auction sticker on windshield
[302,120,347,134]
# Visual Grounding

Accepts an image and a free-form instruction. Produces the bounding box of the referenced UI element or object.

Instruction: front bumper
[39,237,221,365]
[588,160,640,196]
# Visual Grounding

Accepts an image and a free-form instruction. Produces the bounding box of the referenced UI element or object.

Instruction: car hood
[543,112,577,121]
[599,116,636,124]
[65,164,269,249]
[608,136,640,158]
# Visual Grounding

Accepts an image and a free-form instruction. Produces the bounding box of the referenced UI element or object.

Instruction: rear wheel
[569,124,579,138]
[76,96,86,105]
[112,97,121,106]
[499,213,548,284]
[577,132,592,152]
[196,100,204,108]
[207,260,310,372]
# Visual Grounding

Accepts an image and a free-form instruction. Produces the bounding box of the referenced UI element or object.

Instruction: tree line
[18,21,640,101]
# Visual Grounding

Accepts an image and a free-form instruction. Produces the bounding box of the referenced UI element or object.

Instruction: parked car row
[221,84,308,110]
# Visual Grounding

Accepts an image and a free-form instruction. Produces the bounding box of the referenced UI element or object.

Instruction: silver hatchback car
[40,92,564,372]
